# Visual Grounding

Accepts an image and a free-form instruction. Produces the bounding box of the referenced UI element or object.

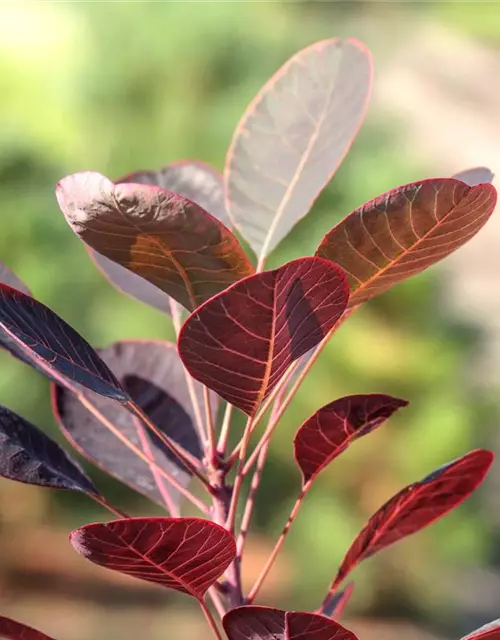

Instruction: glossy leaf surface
[327,449,493,594]
[179,257,349,415]
[52,340,204,509]
[322,583,355,619]
[294,394,407,485]
[223,606,358,640]
[0,616,57,640]
[0,263,30,295]
[70,517,236,598]
[452,167,494,186]
[317,179,497,307]
[225,38,372,260]
[0,404,97,494]
[461,620,500,639]
[56,171,253,311]
[0,285,127,401]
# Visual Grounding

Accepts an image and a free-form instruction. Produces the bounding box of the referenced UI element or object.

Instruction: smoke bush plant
[0,38,498,640]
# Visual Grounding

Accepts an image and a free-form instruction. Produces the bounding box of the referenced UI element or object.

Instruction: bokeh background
[1,2,500,639]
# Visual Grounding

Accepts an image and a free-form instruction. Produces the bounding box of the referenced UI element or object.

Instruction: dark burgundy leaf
[0,263,30,295]
[70,517,236,599]
[324,449,493,598]
[316,179,497,307]
[0,403,97,495]
[0,285,127,401]
[56,171,254,311]
[461,620,500,639]
[322,583,354,619]
[118,160,230,227]
[294,394,407,485]
[452,167,494,186]
[52,340,205,509]
[178,257,349,416]
[225,38,372,261]
[223,607,358,640]
[0,616,57,640]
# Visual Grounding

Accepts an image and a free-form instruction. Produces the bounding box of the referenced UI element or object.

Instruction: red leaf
[325,450,493,598]
[56,171,254,311]
[0,616,57,640]
[178,257,349,416]
[294,394,407,485]
[223,607,358,640]
[70,517,236,599]
[322,583,355,619]
[461,620,500,639]
[225,38,372,261]
[316,179,497,307]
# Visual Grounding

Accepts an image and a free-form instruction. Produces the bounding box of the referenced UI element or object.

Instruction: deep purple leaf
[56,171,254,311]
[294,394,407,485]
[178,257,349,416]
[223,607,358,640]
[52,340,206,509]
[0,404,97,495]
[0,263,30,295]
[461,620,500,639]
[70,517,236,599]
[117,160,230,227]
[316,179,497,307]
[325,450,493,598]
[0,616,57,640]
[322,583,354,619]
[452,167,494,186]
[0,285,127,401]
[224,38,372,260]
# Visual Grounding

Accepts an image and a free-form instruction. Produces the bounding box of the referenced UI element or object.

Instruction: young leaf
[461,620,500,639]
[0,404,98,495]
[178,257,349,416]
[70,517,236,599]
[0,285,127,401]
[316,179,497,308]
[225,38,372,262]
[52,340,204,509]
[0,616,57,640]
[0,263,30,295]
[223,607,358,640]
[322,583,355,619]
[452,167,494,186]
[294,394,407,485]
[118,160,230,227]
[324,449,493,599]
[56,171,254,311]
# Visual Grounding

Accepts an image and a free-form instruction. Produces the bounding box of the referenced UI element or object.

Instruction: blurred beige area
[0,2,499,640]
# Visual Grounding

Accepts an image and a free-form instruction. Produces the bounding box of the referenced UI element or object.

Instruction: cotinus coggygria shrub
[0,38,498,640]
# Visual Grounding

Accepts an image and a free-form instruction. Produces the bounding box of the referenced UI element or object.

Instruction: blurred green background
[0,2,499,640]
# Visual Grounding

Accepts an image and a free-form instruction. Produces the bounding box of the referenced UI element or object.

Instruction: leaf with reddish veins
[452,167,494,186]
[461,620,500,639]
[324,449,493,598]
[225,38,372,261]
[52,340,205,509]
[70,517,236,599]
[56,171,254,311]
[178,257,349,416]
[322,583,355,619]
[0,285,127,401]
[316,179,497,308]
[223,607,358,640]
[294,394,407,485]
[0,616,57,640]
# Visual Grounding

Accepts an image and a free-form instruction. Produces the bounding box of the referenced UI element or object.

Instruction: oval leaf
[461,620,500,639]
[323,449,493,601]
[0,404,97,495]
[322,583,355,619]
[56,171,254,311]
[0,285,127,401]
[178,257,349,416]
[316,179,497,307]
[70,517,236,599]
[223,607,358,640]
[0,616,57,640]
[118,160,230,227]
[294,394,407,485]
[0,263,30,295]
[452,167,494,186]
[52,340,205,509]
[224,38,372,260]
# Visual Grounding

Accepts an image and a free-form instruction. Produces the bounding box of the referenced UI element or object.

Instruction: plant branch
[90,493,130,519]
[204,386,217,466]
[207,586,226,619]
[226,415,255,533]
[199,597,224,640]
[217,403,234,457]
